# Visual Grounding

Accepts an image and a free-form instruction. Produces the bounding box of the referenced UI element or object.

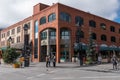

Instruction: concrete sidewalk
[1,62,120,73]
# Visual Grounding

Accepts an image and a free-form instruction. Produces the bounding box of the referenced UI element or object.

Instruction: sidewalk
[1,62,120,73]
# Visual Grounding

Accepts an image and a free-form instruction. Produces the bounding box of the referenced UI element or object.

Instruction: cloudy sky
[0,0,120,28]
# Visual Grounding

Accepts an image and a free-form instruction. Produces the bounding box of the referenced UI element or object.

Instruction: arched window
[101,34,107,41]
[110,26,115,32]
[60,12,71,22]
[40,16,46,25]
[75,16,84,26]
[89,20,96,27]
[48,13,56,22]
[100,23,106,30]
[60,29,70,39]
[80,31,84,38]
[92,33,96,40]
[111,36,116,42]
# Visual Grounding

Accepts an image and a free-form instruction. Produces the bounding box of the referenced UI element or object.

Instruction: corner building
[32,3,120,63]
[1,3,120,63]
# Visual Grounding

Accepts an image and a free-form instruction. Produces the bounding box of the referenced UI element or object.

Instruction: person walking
[46,55,49,67]
[52,55,56,67]
[46,55,51,67]
[111,55,118,70]
[48,55,51,67]
[98,54,102,64]
[0,54,2,65]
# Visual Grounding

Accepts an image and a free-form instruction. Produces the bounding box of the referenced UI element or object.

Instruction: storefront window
[60,30,70,39]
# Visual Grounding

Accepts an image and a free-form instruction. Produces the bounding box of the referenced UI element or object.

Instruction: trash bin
[24,57,29,67]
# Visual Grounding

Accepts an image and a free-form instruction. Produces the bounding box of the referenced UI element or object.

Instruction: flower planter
[13,64,20,68]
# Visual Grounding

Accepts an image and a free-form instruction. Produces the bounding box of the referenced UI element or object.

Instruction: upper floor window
[110,26,115,32]
[41,31,47,40]
[111,36,116,42]
[1,33,5,38]
[89,20,96,27]
[92,33,96,40]
[79,31,84,38]
[75,16,84,26]
[17,36,20,43]
[101,34,107,41]
[100,23,106,30]
[34,20,38,33]
[11,29,15,35]
[48,13,56,22]
[17,26,21,33]
[50,31,56,39]
[60,12,71,22]
[40,16,46,25]
[7,31,10,36]
[119,29,120,33]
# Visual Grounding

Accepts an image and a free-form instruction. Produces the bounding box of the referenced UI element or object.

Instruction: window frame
[40,16,46,25]
[48,13,56,22]
[89,20,96,27]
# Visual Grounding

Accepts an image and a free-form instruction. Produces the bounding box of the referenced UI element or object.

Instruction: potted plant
[2,47,20,67]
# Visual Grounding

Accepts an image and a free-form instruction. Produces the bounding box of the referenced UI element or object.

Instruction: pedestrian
[52,55,56,67]
[46,55,51,67]
[46,55,49,67]
[98,54,102,64]
[48,55,51,67]
[0,54,2,65]
[111,55,118,70]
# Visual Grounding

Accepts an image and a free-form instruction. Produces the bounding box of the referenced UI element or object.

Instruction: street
[0,62,120,80]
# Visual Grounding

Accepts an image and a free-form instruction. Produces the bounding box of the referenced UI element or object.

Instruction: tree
[86,27,96,64]
[2,47,20,64]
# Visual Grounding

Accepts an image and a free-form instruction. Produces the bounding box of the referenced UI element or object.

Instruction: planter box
[13,64,20,68]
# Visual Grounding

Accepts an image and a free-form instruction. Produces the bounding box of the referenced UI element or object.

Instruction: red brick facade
[1,3,120,63]
[32,3,120,63]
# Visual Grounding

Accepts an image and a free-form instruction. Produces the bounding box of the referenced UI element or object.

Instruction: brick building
[0,17,32,51]
[0,3,120,63]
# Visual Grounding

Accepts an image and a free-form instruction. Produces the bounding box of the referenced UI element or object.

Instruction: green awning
[100,46,120,51]
[109,47,120,51]
[82,45,87,50]
[100,47,109,51]
[0,47,7,51]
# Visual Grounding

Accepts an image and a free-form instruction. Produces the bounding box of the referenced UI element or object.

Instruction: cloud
[59,0,119,20]
[0,0,119,28]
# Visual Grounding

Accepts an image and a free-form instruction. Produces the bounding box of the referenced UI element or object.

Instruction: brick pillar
[56,29,60,63]
[38,32,41,62]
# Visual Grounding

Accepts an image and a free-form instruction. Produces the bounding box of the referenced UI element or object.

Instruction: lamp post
[7,36,12,48]
[23,24,29,67]
[74,25,83,66]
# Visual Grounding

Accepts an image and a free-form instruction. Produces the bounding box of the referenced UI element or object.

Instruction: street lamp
[74,24,83,66]
[7,36,12,47]
[23,24,29,67]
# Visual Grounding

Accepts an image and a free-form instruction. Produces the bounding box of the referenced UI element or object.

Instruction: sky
[0,0,120,28]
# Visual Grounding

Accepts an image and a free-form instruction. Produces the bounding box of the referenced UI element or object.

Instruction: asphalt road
[0,62,120,80]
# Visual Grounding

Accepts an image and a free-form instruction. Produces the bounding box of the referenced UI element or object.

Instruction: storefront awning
[100,46,120,51]
[99,46,109,51]
[0,47,7,51]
